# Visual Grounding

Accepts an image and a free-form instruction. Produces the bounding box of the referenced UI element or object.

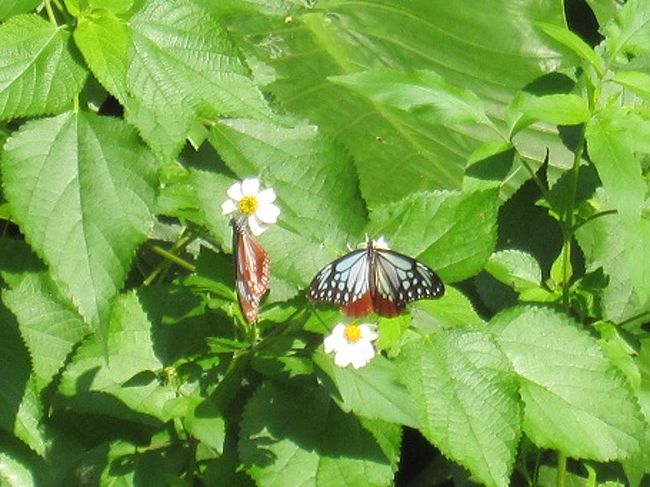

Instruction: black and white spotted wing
[306,241,444,317]
[372,249,444,316]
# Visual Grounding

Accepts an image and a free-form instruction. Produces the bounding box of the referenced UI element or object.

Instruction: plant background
[0,0,649,486]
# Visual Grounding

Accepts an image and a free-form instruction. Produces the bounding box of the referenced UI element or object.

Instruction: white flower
[221,177,280,236]
[324,322,379,369]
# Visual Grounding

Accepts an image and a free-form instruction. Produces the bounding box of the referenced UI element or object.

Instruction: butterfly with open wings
[307,237,444,317]
[231,219,270,323]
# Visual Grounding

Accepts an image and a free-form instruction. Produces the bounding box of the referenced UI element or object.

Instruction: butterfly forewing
[307,249,371,303]
[232,220,270,323]
[373,249,444,311]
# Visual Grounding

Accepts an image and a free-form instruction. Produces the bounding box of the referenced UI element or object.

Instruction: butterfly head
[357,234,391,251]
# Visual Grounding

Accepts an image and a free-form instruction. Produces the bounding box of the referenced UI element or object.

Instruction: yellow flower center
[344,324,362,343]
[239,195,258,215]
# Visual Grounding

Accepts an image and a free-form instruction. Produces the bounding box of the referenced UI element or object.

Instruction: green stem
[557,452,567,487]
[561,126,586,309]
[43,0,57,24]
[572,209,617,233]
[148,244,195,272]
[519,154,553,204]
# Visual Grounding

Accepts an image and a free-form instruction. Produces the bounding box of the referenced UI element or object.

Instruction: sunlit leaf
[2,111,157,328]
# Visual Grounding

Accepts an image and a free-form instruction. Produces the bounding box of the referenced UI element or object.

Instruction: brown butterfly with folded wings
[231,219,270,323]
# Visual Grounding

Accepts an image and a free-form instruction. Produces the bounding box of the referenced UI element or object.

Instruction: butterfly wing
[306,249,374,317]
[232,220,270,323]
[372,249,444,317]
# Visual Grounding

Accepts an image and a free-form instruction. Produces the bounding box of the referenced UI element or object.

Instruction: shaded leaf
[0,305,46,455]
[239,381,397,487]
[57,292,176,423]
[2,272,88,389]
[330,68,493,127]
[227,0,571,204]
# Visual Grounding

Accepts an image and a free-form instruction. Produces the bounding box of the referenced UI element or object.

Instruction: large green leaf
[0,0,41,20]
[366,189,499,282]
[2,272,88,390]
[2,111,157,328]
[223,0,571,205]
[0,15,87,120]
[314,352,419,428]
[491,306,645,461]
[575,189,649,324]
[57,292,176,423]
[75,0,275,161]
[399,329,520,487]
[239,382,398,487]
[585,109,650,304]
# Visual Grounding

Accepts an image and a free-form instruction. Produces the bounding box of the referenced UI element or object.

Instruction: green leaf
[227,1,571,205]
[612,71,650,101]
[314,352,419,428]
[536,22,603,74]
[74,9,130,102]
[491,306,645,461]
[399,329,520,487]
[124,0,274,161]
[410,286,485,332]
[0,0,42,19]
[575,189,648,324]
[366,189,500,282]
[239,382,397,487]
[509,93,591,134]
[605,0,650,62]
[57,292,176,423]
[330,68,493,127]
[2,271,89,389]
[0,450,38,486]
[0,15,87,120]
[485,250,543,293]
[97,437,183,486]
[586,109,649,303]
[2,111,157,328]
[0,305,46,455]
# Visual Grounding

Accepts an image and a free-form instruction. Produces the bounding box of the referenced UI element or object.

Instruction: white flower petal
[241,177,260,196]
[227,182,243,201]
[248,214,267,236]
[333,349,353,367]
[257,188,276,205]
[256,202,280,224]
[351,343,375,369]
[358,324,378,341]
[221,199,237,215]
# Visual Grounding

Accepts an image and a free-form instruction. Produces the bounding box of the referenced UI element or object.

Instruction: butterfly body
[307,238,444,317]
[231,219,270,323]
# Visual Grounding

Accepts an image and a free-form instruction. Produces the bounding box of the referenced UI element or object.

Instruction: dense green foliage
[0,0,648,485]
